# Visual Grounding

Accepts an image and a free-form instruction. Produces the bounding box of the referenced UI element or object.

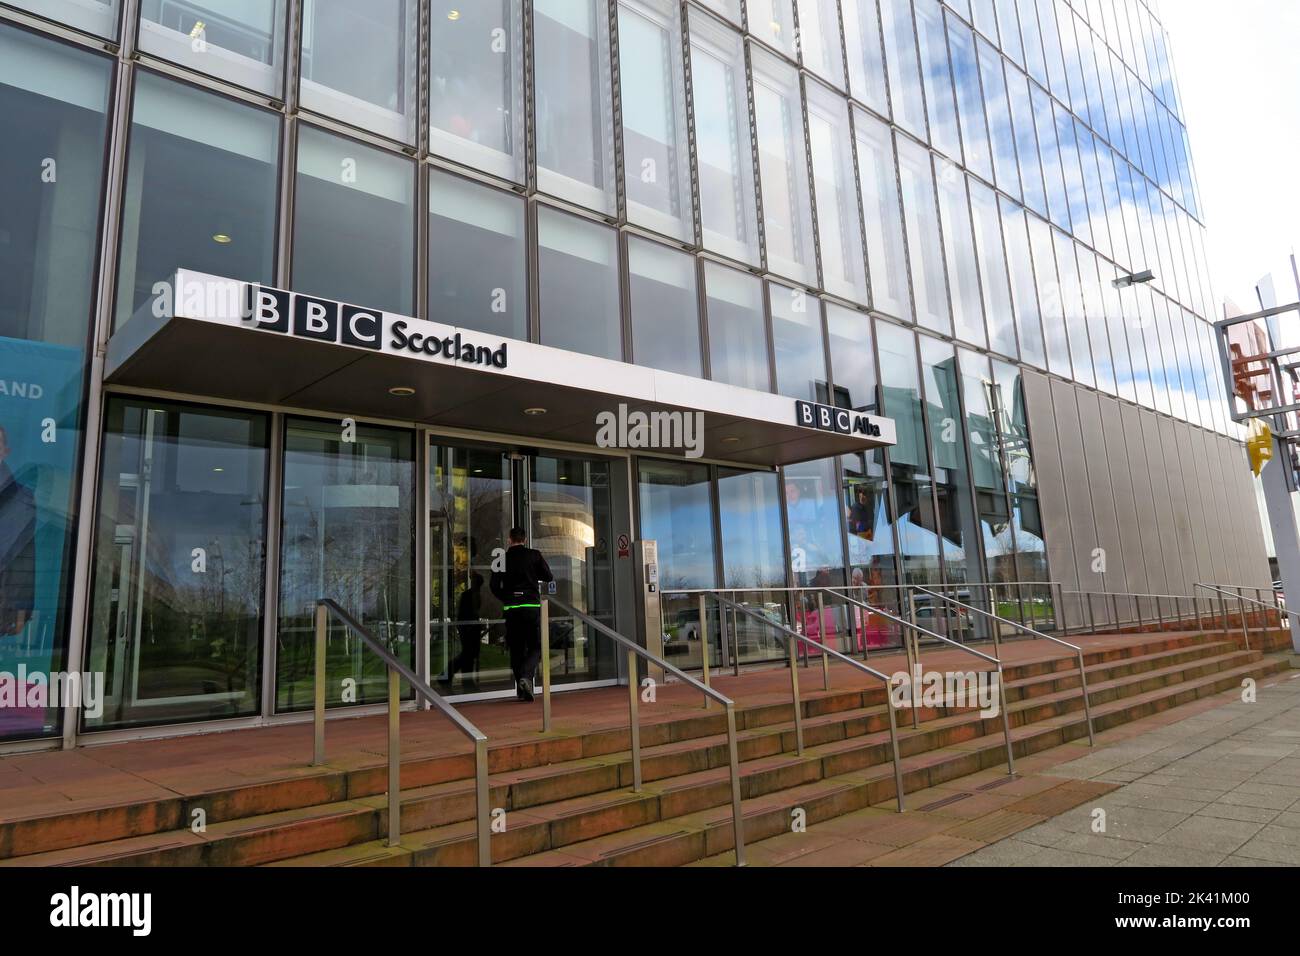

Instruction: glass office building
[0,0,1271,746]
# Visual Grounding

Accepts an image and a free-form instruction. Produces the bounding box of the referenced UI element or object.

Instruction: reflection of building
[0,0,1271,748]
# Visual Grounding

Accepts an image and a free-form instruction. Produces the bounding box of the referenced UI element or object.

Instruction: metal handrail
[702,590,910,811]
[539,595,747,866]
[913,586,1096,748]
[1193,583,1296,651]
[818,587,1015,774]
[313,599,491,866]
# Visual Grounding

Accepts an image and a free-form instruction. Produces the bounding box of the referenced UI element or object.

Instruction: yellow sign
[1247,420,1273,476]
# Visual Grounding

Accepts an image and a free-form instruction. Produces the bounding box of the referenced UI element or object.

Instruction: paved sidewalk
[952,670,1300,866]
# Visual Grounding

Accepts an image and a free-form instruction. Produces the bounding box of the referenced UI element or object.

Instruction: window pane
[797,0,846,87]
[1078,245,1115,393]
[429,0,525,182]
[1078,125,1111,259]
[877,322,938,584]
[277,419,415,712]
[115,72,279,331]
[1006,67,1047,217]
[807,83,866,302]
[978,39,1018,199]
[534,0,616,213]
[1015,0,1047,86]
[1056,104,1090,246]
[921,336,977,583]
[87,399,267,730]
[1029,215,1070,377]
[770,284,828,402]
[0,26,111,740]
[619,0,692,240]
[688,12,759,264]
[994,0,1022,64]
[915,0,961,161]
[293,126,415,315]
[879,0,927,139]
[538,208,621,360]
[6,0,118,38]
[828,303,876,412]
[639,460,715,669]
[301,0,419,143]
[751,47,817,284]
[956,347,1015,585]
[1053,228,1094,387]
[969,179,1017,356]
[990,359,1047,582]
[1000,198,1046,366]
[947,14,993,182]
[842,0,889,116]
[749,0,799,57]
[718,468,789,664]
[936,160,986,347]
[428,168,526,340]
[628,237,700,376]
[705,262,770,391]
[139,0,285,95]
[784,457,846,586]
[897,137,951,334]
[854,108,910,319]
[1031,82,1069,231]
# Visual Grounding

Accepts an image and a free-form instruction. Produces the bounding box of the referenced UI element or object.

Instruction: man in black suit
[489,527,553,702]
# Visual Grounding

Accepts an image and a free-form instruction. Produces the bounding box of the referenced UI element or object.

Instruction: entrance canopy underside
[105,271,895,466]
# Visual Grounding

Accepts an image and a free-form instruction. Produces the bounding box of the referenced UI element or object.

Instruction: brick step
[0,633,1262,865]
[1002,640,1240,702]
[262,654,1289,868]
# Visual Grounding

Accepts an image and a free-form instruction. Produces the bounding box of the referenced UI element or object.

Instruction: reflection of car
[663,608,701,656]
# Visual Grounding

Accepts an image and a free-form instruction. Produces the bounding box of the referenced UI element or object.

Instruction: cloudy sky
[1161,0,1300,312]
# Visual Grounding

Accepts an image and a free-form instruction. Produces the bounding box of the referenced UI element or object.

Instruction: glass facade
[0,0,1254,740]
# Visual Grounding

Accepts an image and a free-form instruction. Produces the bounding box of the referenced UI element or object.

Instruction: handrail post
[730,601,740,676]
[1239,594,1251,651]
[313,603,327,767]
[1219,593,1229,636]
[885,691,906,812]
[387,668,401,847]
[996,665,1015,776]
[540,599,552,732]
[817,590,829,690]
[1077,648,1096,747]
[474,737,491,867]
[627,647,643,792]
[900,603,920,731]
[725,703,746,865]
[699,594,711,709]
[787,630,805,754]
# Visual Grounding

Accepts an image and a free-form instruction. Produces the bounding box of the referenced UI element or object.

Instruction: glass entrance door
[429,439,618,696]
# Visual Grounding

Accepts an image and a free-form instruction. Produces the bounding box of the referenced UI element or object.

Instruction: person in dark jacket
[489,527,553,701]
[0,426,35,640]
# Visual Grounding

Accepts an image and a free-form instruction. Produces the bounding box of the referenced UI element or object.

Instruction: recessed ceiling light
[523,407,547,416]
[473,468,483,474]
[721,436,741,444]
[212,233,232,244]
[389,386,416,397]
[212,466,224,472]
[447,9,460,20]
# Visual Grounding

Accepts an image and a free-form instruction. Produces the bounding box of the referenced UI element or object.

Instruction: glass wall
[300,0,419,143]
[115,71,280,331]
[537,208,622,361]
[807,81,866,303]
[0,25,111,740]
[534,0,616,214]
[138,0,285,96]
[619,0,692,241]
[428,0,525,183]
[704,263,770,392]
[897,137,951,334]
[5,0,119,38]
[718,468,787,663]
[770,285,828,403]
[751,45,816,284]
[855,108,910,320]
[628,237,700,377]
[277,418,415,712]
[427,168,527,340]
[86,398,267,730]
[293,125,415,315]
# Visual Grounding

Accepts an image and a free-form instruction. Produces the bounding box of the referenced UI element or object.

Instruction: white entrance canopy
[105,271,896,466]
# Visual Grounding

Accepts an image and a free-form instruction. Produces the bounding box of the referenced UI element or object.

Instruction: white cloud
[1162,0,1300,311]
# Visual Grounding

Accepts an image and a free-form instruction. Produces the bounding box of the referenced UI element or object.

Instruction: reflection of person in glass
[441,571,484,693]
[846,486,875,539]
[0,425,36,638]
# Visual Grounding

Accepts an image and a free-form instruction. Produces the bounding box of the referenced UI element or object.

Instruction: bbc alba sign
[244,283,510,369]
[795,400,884,438]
